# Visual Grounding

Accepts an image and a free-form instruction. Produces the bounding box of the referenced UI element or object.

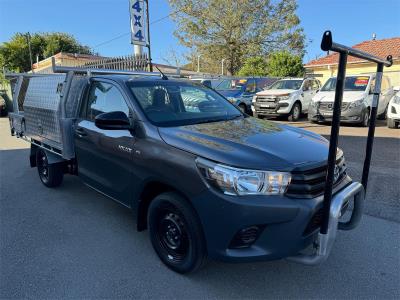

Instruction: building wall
[306,60,400,88]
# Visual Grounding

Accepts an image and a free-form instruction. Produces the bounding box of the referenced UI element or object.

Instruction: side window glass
[86,82,129,121]
[311,80,319,90]
[302,80,311,91]
[370,78,376,93]
[245,79,256,93]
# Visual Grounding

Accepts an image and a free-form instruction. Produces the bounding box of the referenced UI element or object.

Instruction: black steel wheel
[36,149,64,187]
[148,192,206,273]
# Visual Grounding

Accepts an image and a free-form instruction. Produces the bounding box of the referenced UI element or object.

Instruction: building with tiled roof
[304,37,400,87]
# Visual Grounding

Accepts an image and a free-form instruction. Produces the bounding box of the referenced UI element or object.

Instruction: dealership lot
[1,117,399,298]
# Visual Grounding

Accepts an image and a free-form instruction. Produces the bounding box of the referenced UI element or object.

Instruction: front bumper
[191,176,364,263]
[252,102,291,116]
[309,103,366,123]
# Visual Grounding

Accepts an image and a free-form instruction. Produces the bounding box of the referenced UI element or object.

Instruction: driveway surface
[1,117,399,299]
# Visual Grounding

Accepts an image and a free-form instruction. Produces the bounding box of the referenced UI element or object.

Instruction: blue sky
[1,0,399,64]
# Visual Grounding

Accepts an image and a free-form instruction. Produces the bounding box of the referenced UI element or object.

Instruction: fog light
[229,225,264,249]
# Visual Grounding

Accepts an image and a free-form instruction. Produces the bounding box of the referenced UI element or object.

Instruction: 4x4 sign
[130,0,147,46]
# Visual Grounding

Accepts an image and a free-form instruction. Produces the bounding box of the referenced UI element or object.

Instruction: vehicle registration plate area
[257,96,277,109]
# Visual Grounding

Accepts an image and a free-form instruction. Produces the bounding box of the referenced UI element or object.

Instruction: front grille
[256,96,278,103]
[286,155,347,198]
[318,101,348,112]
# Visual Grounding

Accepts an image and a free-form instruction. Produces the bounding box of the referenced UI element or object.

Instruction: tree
[0,32,92,72]
[169,0,305,75]
[237,57,268,76]
[266,51,304,77]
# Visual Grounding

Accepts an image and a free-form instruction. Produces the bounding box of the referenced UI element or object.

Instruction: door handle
[75,128,87,137]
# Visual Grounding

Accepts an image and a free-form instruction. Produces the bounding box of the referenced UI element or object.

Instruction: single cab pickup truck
[7,64,364,273]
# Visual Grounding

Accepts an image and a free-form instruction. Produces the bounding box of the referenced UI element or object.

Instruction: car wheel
[360,109,370,127]
[288,102,301,122]
[378,104,388,120]
[387,118,397,128]
[238,103,247,114]
[148,192,206,274]
[36,149,64,187]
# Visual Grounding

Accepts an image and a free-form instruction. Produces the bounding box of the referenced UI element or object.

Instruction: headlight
[348,99,364,109]
[196,158,291,196]
[277,95,290,101]
[311,101,319,108]
[227,97,237,104]
[393,95,400,104]
[252,96,257,103]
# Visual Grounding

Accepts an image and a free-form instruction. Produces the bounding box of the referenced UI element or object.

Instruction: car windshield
[216,79,247,91]
[321,76,370,91]
[128,81,243,127]
[268,80,302,90]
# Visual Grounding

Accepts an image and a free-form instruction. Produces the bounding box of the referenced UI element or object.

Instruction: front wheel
[288,102,301,122]
[360,109,370,127]
[36,149,64,187]
[238,103,247,114]
[148,192,206,274]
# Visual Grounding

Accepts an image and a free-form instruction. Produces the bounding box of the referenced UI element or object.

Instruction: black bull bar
[288,31,392,265]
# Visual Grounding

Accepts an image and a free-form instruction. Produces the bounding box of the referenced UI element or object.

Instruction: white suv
[387,91,400,128]
[251,78,321,121]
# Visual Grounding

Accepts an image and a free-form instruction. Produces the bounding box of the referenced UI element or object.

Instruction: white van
[309,74,394,126]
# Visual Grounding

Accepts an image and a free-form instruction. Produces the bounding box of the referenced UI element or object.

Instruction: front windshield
[321,76,370,92]
[129,81,242,127]
[216,79,247,91]
[268,80,302,90]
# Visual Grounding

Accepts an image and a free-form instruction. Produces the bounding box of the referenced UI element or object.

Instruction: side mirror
[95,111,132,130]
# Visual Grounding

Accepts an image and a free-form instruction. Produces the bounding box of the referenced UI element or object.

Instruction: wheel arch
[136,180,193,232]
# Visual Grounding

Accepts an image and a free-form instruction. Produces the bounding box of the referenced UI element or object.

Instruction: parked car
[215,77,277,114]
[0,94,7,116]
[252,77,321,121]
[190,78,223,89]
[8,70,364,274]
[387,91,400,128]
[309,74,394,126]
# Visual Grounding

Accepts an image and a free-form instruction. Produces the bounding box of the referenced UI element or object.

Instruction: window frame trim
[81,78,134,122]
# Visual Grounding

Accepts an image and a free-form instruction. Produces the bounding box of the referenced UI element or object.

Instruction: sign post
[129,0,152,71]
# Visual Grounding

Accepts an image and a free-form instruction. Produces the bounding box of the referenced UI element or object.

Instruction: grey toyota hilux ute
[8,53,369,273]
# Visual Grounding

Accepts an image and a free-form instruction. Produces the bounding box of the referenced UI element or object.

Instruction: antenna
[154,65,168,80]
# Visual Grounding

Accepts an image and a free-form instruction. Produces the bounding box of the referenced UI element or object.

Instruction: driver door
[75,80,135,205]
[301,80,313,112]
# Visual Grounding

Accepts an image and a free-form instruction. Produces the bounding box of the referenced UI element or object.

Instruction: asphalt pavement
[1,117,399,299]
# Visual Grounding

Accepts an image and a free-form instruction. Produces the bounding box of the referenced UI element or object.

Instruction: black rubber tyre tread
[288,102,301,122]
[147,192,207,274]
[36,150,64,188]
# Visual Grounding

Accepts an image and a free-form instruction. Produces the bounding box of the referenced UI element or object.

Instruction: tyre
[360,109,370,127]
[36,149,64,187]
[148,192,206,274]
[288,102,301,122]
[387,118,397,128]
[238,103,247,114]
[378,104,388,120]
